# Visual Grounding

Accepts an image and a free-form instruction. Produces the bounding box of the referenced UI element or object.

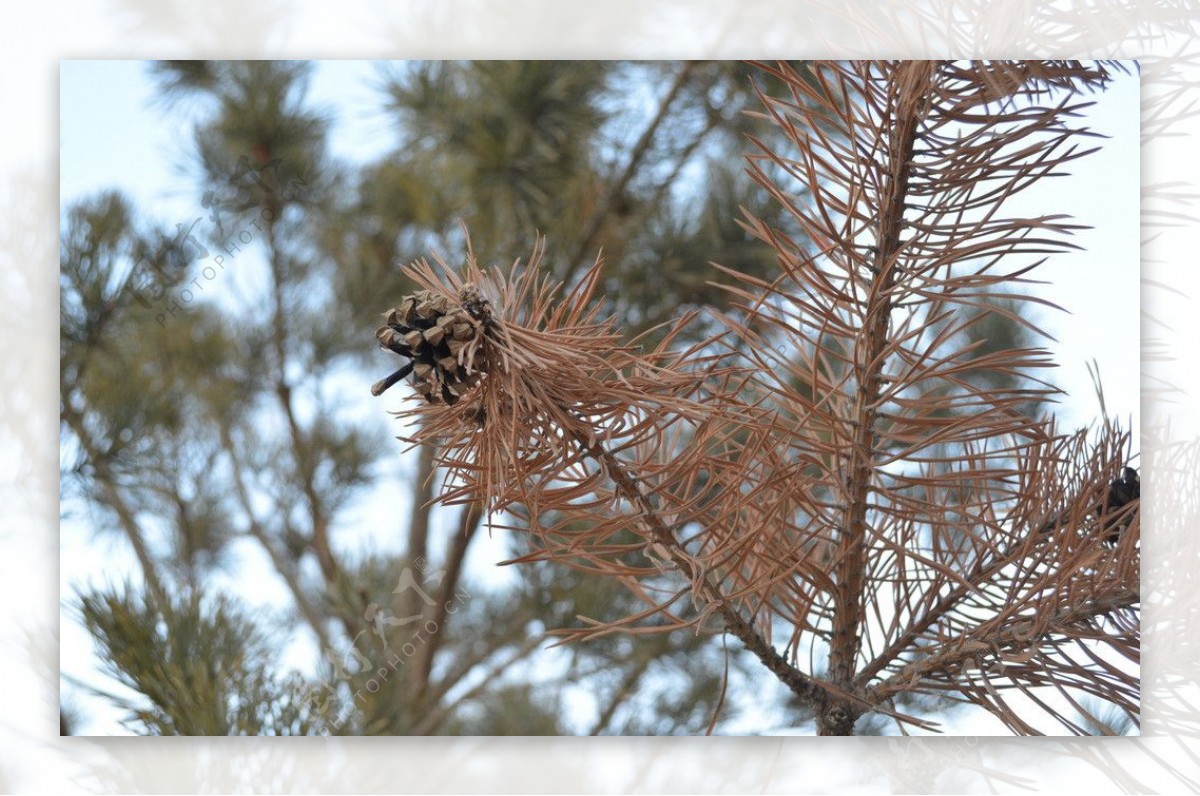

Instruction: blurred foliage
[323,61,796,345]
[62,60,798,736]
[78,584,324,735]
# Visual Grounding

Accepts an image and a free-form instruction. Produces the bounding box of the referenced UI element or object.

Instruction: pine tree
[62,60,1136,736]
[62,60,818,735]
[373,60,1139,736]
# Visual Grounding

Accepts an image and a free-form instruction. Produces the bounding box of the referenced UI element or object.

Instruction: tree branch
[563,61,698,280]
[221,426,338,652]
[588,657,651,735]
[563,417,831,712]
[411,633,547,735]
[826,62,933,731]
[414,500,482,695]
[263,199,339,585]
[62,404,170,608]
[405,441,437,582]
[865,585,1140,706]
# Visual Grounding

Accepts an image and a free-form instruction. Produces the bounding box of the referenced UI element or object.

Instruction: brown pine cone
[371,288,490,403]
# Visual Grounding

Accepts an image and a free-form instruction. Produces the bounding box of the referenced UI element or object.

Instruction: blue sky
[58,60,1143,736]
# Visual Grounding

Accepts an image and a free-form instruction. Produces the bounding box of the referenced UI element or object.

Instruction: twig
[588,657,651,735]
[263,202,339,585]
[410,634,547,735]
[563,416,830,710]
[62,404,170,609]
[563,62,698,280]
[865,586,1140,704]
[221,427,338,653]
[414,500,482,695]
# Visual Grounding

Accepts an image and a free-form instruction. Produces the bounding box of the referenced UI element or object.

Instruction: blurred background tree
[60,60,1061,735]
[61,60,798,735]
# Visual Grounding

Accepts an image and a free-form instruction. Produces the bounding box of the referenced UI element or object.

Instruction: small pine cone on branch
[371,287,489,403]
[1097,465,1140,546]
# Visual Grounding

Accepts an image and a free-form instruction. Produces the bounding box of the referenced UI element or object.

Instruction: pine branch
[221,426,336,654]
[828,62,937,708]
[414,500,483,695]
[565,419,827,710]
[263,202,340,586]
[402,440,437,631]
[563,61,698,280]
[61,404,170,608]
[868,584,1140,707]
[412,633,547,735]
[370,60,1137,736]
[588,657,651,735]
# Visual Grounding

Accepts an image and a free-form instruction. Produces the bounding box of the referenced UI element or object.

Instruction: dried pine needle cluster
[370,60,1140,736]
[372,246,731,511]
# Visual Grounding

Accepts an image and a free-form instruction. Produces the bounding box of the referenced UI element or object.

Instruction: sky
[58,60,1143,736]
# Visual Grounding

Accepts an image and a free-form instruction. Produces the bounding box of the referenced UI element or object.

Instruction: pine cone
[371,288,489,403]
[1097,466,1139,546]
